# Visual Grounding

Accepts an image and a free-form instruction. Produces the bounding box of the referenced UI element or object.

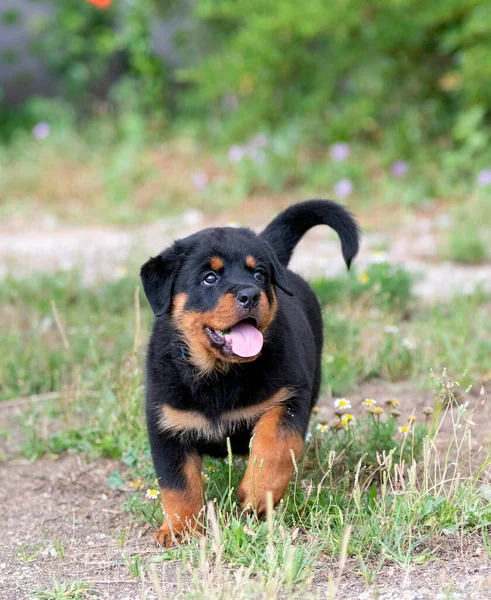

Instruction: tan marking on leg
[209,256,224,271]
[156,453,205,548]
[238,403,303,516]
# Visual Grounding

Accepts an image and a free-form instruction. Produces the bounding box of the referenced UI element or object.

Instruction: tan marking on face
[172,292,239,374]
[238,401,303,516]
[258,288,277,333]
[171,284,278,375]
[156,453,205,547]
[246,255,256,269]
[158,388,295,441]
[209,256,224,271]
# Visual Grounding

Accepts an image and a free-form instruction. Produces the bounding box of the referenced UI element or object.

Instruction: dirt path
[2,210,491,299]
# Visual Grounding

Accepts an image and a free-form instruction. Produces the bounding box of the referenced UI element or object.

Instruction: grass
[1,108,491,230]
[30,579,97,600]
[1,265,490,598]
[1,264,489,459]
[444,192,491,264]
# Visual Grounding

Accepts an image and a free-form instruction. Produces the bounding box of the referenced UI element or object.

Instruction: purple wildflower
[32,123,50,140]
[228,145,245,164]
[329,142,350,161]
[192,171,209,191]
[334,178,353,198]
[390,161,409,177]
[477,169,491,187]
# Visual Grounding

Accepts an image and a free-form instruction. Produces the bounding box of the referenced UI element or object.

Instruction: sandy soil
[1,208,490,299]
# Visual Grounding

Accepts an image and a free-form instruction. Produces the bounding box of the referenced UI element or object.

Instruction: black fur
[141,200,359,492]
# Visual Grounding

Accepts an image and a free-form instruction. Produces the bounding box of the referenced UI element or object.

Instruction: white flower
[316,423,328,433]
[145,488,160,500]
[402,338,417,350]
[334,398,351,409]
[363,398,377,406]
[384,325,399,334]
[369,251,387,264]
[305,432,312,442]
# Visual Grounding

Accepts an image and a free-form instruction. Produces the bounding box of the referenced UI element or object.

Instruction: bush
[311,261,416,314]
[186,0,491,158]
[34,0,167,115]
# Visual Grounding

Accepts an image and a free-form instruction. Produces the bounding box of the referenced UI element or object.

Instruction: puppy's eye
[203,272,219,286]
[253,269,265,283]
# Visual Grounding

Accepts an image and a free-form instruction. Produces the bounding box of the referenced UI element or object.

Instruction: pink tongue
[224,322,263,357]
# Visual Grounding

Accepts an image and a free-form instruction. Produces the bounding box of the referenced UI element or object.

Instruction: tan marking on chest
[158,387,294,441]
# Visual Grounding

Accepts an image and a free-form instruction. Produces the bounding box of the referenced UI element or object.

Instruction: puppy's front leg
[148,426,205,547]
[238,404,304,516]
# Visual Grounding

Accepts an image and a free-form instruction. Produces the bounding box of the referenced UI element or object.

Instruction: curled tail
[259,199,360,268]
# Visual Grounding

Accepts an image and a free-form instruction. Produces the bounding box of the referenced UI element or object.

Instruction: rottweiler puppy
[141,199,359,547]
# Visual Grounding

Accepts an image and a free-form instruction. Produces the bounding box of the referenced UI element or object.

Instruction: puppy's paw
[238,480,282,518]
[155,516,203,548]
[156,523,183,548]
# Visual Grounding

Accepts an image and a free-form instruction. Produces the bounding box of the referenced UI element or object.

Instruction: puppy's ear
[268,247,293,297]
[140,247,180,316]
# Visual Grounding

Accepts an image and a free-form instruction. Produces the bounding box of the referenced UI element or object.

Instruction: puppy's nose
[236,285,260,309]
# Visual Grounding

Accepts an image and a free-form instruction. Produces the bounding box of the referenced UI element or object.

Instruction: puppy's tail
[259,199,360,268]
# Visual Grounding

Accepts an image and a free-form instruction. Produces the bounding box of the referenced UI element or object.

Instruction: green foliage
[444,192,491,263]
[188,0,491,156]
[35,0,118,105]
[312,261,416,315]
[35,0,166,114]
[117,378,491,590]
[30,579,97,600]
[305,410,427,477]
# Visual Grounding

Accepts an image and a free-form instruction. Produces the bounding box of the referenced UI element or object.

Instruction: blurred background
[2,0,491,250]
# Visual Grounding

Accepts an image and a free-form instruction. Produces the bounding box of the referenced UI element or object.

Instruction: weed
[122,552,144,578]
[29,579,97,600]
[18,543,39,563]
[444,192,491,264]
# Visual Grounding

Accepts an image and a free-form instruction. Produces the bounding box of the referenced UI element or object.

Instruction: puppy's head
[141,227,292,374]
